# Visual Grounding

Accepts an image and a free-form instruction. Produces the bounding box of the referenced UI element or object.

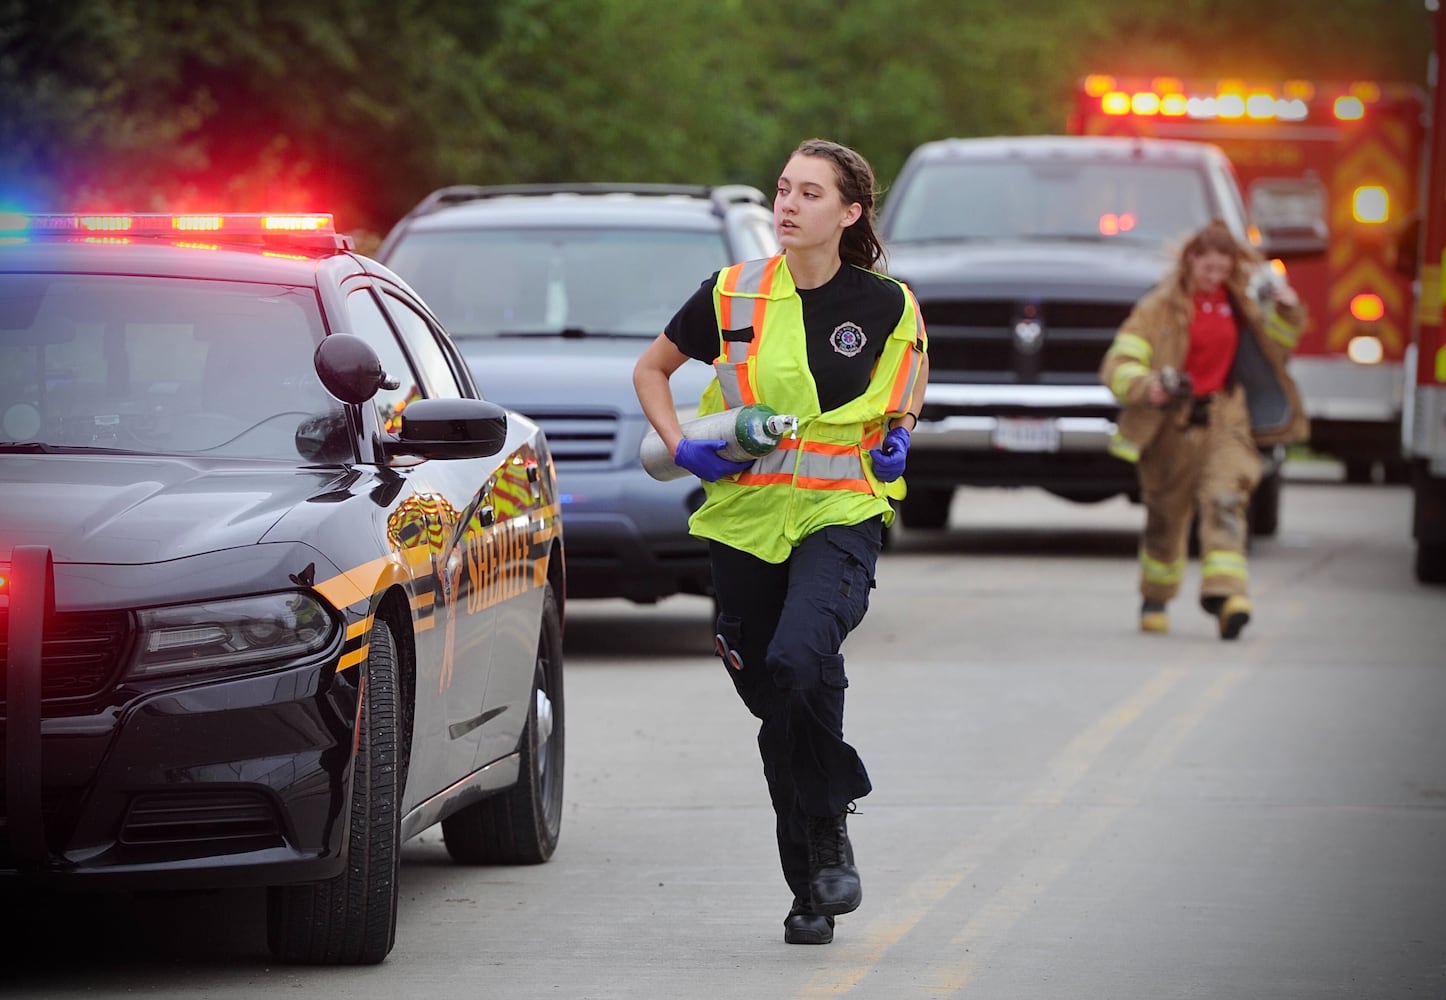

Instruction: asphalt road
[5,474,1444,999]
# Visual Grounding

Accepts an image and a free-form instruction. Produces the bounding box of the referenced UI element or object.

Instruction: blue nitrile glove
[674,438,753,482]
[870,426,911,482]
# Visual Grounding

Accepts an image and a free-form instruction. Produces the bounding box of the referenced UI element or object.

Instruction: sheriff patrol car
[0,212,566,964]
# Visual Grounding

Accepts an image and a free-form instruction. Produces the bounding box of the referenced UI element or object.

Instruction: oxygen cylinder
[640,404,799,482]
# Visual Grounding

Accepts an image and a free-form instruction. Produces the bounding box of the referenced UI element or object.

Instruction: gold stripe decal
[314,556,392,611]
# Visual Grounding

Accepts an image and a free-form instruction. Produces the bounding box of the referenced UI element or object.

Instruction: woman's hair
[793,138,886,272]
[1174,217,1261,289]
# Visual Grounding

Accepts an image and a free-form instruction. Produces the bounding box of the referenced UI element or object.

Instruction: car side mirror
[315,334,388,404]
[384,398,509,460]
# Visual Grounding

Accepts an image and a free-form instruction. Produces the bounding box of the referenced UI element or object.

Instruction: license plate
[992,417,1060,452]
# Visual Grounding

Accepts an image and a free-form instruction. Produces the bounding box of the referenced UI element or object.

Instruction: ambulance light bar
[1085,76,1392,124]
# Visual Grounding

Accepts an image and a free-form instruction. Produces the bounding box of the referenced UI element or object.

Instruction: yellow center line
[926,667,1249,995]
[803,666,1187,996]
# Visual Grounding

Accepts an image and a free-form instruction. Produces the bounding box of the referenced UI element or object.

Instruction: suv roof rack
[402,183,768,221]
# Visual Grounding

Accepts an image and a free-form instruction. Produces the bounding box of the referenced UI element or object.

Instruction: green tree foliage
[0,0,1430,236]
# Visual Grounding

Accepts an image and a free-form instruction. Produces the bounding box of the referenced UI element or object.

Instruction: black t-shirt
[664,263,906,413]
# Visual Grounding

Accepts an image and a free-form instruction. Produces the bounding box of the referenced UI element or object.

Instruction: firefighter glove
[674,438,753,482]
[870,426,911,482]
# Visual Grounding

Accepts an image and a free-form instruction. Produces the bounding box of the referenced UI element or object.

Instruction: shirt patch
[830,321,867,358]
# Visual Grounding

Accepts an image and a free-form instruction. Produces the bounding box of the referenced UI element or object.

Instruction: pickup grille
[920,298,1133,384]
[0,609,131,707]
[523,409,619,464]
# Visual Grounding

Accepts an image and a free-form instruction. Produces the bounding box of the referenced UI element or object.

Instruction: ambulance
[1071,73,1426,483]
[1405,9,1446,583]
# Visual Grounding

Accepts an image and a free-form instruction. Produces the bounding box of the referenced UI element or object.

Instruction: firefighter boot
[1216,595,1251,640]
[806,813,861,917]
[783,897,835,945]
[1140,599,1169,633]
[1202,594,1250,639]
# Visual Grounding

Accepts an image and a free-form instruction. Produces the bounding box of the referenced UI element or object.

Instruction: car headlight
[130,593,338,679]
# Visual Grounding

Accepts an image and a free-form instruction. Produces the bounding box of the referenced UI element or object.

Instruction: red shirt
[1183,287,1237,395]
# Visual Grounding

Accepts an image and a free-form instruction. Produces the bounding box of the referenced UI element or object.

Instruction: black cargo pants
[710,517,879,902]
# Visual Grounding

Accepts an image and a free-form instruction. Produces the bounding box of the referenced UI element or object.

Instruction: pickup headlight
[129,593,338,679]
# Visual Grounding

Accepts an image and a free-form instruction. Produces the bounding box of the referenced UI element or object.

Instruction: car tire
[267,618,402,965]
[442,582,565,865]
[1250,468,1281,537]
[899,487,952,530]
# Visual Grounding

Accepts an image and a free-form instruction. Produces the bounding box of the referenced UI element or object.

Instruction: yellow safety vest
[687,254,926,563]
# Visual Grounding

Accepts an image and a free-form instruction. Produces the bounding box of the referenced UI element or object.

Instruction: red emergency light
[1350,293,1386,322]
[1084,75,1398,125]
[0,213,352,250]
[1098,212,1136,236]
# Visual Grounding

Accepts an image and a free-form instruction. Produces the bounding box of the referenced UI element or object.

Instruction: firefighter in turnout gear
[633,139,928,946]
[1100,219,1307,639]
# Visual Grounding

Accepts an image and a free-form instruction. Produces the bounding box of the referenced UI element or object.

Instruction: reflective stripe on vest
[714,258,782,408]
[736,436,871,492]
[883,288,926,412]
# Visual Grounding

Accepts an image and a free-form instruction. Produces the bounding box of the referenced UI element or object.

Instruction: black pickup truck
[879,134,1321,534]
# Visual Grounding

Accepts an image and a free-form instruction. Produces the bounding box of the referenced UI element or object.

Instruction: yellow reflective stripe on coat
[1110,361,1151,401]
[1263,308,1302,349]
[1108,432,1141,463]
[1105,332,1153,401]
[1202,550,1249,580]
[1108,332,1152,359]
[1140,550,1184,585]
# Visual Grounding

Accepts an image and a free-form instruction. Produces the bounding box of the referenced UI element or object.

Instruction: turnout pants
[1136,389,1261,605]
[710,518,880,903]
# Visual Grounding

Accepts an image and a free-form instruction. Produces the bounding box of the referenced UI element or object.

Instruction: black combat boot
[783,897,835,945]
[805,812,861,917]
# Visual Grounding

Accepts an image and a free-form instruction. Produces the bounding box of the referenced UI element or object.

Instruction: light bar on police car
[0,212,351,249]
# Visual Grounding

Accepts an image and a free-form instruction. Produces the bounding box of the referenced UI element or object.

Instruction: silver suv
[377,184,779,603]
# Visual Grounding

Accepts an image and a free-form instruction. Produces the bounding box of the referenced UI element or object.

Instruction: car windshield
[0,274,343,461]
[887,160,1212,246]
[385,227,733,338]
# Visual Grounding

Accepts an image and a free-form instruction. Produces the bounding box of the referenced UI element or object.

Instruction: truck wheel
[1250,469,1281,537]
[442,582,565,864]
[900,488,952,530]
[1417,542,1446,584]
[268,618,402,965]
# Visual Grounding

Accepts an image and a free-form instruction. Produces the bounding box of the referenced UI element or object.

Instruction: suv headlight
[130,593,338,680]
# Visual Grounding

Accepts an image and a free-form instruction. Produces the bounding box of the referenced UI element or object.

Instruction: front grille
[120,791,283,848]
[919,298,1133,384]
[525,409,619,464]
[0,609,131,706]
